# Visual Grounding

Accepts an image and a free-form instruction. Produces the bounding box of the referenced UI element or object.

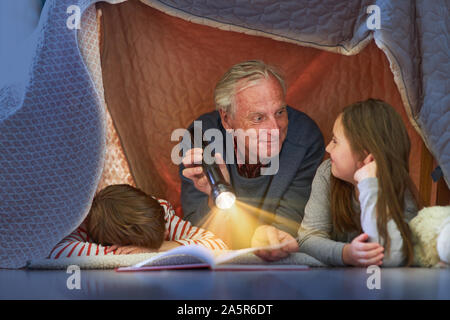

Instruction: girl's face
[326,115,363,185]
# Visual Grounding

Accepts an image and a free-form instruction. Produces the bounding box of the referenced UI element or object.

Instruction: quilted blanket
[27,251,325,269]
[0,0,123,268]
[1,0,448,268]
[138,0,449,186]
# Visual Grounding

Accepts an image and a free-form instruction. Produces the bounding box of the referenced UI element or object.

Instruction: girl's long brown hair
[330,99,420,266]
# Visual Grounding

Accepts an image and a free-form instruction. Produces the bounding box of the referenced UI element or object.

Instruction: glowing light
[215,191,236,210]
[198,198,300,250]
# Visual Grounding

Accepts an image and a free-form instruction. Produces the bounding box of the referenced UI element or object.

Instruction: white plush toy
[409,206,450,267]
[436,216,450,264]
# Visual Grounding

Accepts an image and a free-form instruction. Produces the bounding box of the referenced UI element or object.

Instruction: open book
[116,239,308,272]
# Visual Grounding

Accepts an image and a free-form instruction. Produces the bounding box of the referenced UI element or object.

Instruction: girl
[298,99,420,267]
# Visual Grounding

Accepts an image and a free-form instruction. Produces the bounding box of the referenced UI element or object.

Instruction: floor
[1,267,449,300]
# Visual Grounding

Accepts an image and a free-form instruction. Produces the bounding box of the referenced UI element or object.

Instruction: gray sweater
[180,107,325,248]
[298,159,418,267]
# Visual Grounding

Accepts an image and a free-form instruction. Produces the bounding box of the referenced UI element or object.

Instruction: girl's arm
[358,177,405,267]
[297,160,348,266]
[47,223,117,259]
[159,200,228,250]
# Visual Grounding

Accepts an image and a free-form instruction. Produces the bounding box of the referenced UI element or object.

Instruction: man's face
[220,76,288,162]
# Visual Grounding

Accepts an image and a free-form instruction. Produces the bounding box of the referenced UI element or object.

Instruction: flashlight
[188,127,236,210]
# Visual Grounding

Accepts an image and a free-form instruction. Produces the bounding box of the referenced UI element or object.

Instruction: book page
[214,236,299,265]
[132,245,215,268]
[213,265,309,271]
[119,237,300,271]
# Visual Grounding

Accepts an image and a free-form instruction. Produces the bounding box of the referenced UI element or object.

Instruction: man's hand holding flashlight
[182,148,230,197]
[251,225,299,261]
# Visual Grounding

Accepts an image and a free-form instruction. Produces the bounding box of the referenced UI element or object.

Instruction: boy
[49,184,227,259]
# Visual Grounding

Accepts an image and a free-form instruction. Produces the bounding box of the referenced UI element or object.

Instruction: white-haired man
[180,60,324,260]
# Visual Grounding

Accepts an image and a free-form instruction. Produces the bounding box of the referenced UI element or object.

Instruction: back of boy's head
[87,184,166,249]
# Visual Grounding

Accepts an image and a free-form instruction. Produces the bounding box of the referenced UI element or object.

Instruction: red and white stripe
[157,199,227,250]
[48,198,227,259]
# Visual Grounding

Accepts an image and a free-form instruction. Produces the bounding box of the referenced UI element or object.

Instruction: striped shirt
[48,198,227,259]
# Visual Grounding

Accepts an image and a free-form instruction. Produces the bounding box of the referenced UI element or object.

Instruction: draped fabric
[1,0,447,268]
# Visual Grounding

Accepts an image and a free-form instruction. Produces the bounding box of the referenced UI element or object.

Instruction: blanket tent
[0,0,449,268]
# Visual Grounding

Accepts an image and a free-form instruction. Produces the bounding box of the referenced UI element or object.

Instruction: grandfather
[180,60,324,259]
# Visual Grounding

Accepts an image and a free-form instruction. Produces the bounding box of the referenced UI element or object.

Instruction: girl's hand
[106,245,157,255]
[342,233,384,266]
[354,154,377,183]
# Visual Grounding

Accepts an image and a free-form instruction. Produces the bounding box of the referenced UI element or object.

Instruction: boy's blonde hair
[87,184,166,249]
